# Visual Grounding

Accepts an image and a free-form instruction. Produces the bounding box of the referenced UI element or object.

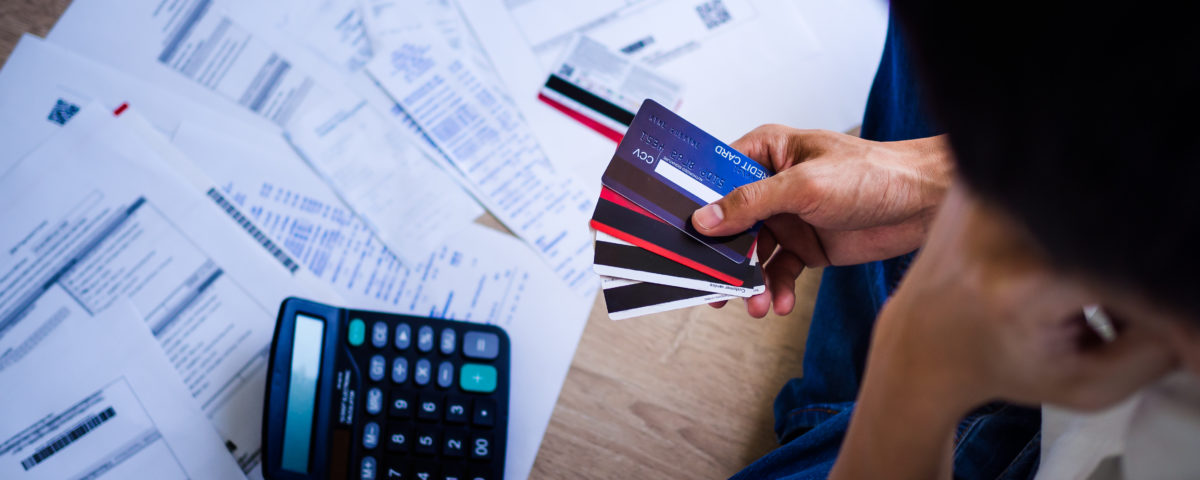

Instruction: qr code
[696,0,732,30]
[47,99,81,126]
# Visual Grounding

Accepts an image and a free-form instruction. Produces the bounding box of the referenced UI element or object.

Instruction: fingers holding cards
[590,101,774,320]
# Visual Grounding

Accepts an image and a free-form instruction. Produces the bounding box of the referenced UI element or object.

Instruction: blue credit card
[601,99,772,263]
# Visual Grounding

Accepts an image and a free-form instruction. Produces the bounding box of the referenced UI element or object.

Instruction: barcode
[21,407,116,470]
[206,188,300,274]
[695,0,732,30]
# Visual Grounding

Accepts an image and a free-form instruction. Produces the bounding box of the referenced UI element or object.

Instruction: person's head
[891,2,1200,376]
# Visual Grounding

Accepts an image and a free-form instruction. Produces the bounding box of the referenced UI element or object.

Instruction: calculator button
[391,357,408,384]
[362,421,380,449]
[469,434,492,460]
[440,329,456,354]
[372,321,389,348]
[444,396,468,424]
[348,318,366,346]
[389,391,412,418]
[417,326,434,352]
[386,424,410,452]
[442,429,467,457]
[369,355,386,382]
[360,456,377,480]
[418,392,443,421]
[395,323,412,350]
[466,472,491,480]
[472,399,495,427]
[462,332,499,359]
[437,361,454,388]
[366,388,384,415]
[440,466,464,480]
[414,428,438,455]
[414,359,432,386]
[459,364,497,393]
[411,461,438,480]
[382,463,405,479]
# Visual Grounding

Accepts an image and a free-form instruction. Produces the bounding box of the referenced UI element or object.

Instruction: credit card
[601,99,772,263]
[601,277,734,320]
[593,231,764,297]
[590,187,753,286]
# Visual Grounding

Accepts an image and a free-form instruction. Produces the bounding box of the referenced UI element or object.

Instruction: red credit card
[590,187,759,287]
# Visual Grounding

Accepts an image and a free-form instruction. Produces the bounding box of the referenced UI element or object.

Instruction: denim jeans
[728,16,1041,480]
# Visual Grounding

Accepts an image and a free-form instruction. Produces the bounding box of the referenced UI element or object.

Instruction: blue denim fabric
[730,17,1041,480]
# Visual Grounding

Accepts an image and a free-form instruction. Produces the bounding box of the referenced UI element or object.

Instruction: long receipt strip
[0,302,245,479]
[365,31,599,296]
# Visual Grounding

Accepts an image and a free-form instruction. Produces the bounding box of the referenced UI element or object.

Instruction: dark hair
[892,2,1200,319]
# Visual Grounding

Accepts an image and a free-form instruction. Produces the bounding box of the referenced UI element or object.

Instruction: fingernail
[695,203,723,229]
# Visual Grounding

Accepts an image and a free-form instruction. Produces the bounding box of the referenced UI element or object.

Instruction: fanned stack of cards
[590,100,773,320]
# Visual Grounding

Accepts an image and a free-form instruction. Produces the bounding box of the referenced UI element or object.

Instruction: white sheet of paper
[458,0,888,185]
[366,31,598,296]
[0,35,484,263]
[284,91,485,255]
[0,301,247,479]
[0,106,342,476]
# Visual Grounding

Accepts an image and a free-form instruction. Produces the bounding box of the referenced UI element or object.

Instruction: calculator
[262,297,510,480]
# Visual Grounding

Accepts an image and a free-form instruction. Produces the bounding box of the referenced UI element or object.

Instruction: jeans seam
[996,432,1040,480]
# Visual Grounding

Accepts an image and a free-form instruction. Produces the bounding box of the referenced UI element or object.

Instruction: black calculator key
[472,398,495,427]
[414,359,431,386]
[440,328,456,354]
[462,331,499,359]
[469,434,492,461]
[386,423,410,452]
[392,357,408,384]
[372,321,389,348]
[444,396,468,423]
[466,471,492,480]
[395,323,412,350]
[440,466,464,480]
[418,326,434,352]
[417,392,442,421]
[389,391,412,418]
[437,361,454,389]
[414,428,438,455]
[366,387,384,415]
[442,428,467,457]
[411,461,438,480]
[360,456,378,480]
[382,462,406,479]
[363,421,380,449]
[369,355,386,382]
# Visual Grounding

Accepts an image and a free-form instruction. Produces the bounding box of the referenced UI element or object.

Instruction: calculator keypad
[347,315,507,480]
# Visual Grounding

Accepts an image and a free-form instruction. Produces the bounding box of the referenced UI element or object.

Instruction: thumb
[691,173,800,236]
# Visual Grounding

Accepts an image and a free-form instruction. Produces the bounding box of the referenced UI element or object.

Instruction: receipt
[367,32,598,295]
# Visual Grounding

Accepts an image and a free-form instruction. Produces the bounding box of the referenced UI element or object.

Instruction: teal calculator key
[348,318,366,346]
[459,364,497,393]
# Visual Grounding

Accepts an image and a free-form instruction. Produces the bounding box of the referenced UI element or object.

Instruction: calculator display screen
[281,314,325,473]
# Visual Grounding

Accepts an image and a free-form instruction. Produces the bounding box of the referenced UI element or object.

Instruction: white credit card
[537,34,684,142]
[601,276,733,320]
[593,231,764,297]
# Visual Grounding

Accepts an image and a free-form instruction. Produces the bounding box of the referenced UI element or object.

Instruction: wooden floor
[0,2,823,477]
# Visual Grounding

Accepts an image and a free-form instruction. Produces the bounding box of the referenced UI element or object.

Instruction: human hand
[690,125,953,317]
[867,184,1177,413]
[829,184,1178,479]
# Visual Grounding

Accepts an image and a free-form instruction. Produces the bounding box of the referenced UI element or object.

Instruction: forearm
[829,299,979,480]
[894,134,955,236]
[829,366,963,479]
